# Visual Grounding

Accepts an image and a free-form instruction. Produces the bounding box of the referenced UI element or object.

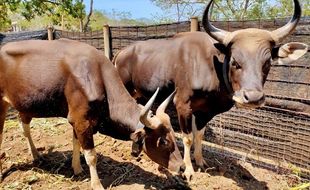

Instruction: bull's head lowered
[203,0,308,108]
[131,88,183,173]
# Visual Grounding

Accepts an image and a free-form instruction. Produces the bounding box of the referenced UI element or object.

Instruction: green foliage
[1,0,149,32]
[151,0,310,22]
[0,0,20,31]
[1,0,87,32]
[89,10,148,30]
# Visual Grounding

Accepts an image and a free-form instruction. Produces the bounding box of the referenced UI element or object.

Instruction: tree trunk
[83,0,93,32]
[79,19,83,32]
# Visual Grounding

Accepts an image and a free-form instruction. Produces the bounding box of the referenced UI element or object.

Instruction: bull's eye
[232,60,242,69]
[263,59,271,72]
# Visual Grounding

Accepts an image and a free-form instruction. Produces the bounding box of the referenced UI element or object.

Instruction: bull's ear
[273,42,308,64]
[130,129,146,157]
[214,43,228,54]
[130,128,146,143]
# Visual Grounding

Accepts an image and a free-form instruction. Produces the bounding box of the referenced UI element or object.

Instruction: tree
[1,0,93,32]
[0,0,20,31]
[151,0,201,22]
[151,0,310,22]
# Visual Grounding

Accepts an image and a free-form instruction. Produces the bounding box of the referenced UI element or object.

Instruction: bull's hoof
[195,158,208,172]
[73,166,84,176]
[91,180,104,190]
[31,151,40,161]
[182,167,194,181]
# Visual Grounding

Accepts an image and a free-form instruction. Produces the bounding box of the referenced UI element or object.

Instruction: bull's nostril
[243,90,265,104]
[243,92,249,102]
[131,151,139,157]
[180,164,186,173]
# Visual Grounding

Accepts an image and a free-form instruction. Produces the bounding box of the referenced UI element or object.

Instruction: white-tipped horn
[140,88,160,127]
[202,0,230,44]
[271,0,301,43]
[156,89,177,115]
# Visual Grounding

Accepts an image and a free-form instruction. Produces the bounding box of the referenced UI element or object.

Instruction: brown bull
[113,0,308,180]
[0,39,184,189]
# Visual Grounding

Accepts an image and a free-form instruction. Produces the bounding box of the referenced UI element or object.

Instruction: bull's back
[0,40,105,117]
[114,32,220,93]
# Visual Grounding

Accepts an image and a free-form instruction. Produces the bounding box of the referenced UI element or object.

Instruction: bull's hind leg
[0,101,9,181]
[19,115,40,160]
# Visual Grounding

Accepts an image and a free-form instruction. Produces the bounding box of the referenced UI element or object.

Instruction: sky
[84,0,164,19]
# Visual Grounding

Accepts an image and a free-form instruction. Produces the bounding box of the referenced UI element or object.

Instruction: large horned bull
[0,39,184,190]
[113,0,308,180]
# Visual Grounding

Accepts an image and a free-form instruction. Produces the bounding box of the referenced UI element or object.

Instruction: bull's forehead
[228,29,274,59]
[228,29,274,47]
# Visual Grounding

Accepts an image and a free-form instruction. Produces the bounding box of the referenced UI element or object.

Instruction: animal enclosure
[0,17,309,180]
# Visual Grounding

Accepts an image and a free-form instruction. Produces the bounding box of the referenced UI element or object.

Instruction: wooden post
[61,14,64,30]
[47,25,54,40]
[190,16,199,32]
[103,25,111,60]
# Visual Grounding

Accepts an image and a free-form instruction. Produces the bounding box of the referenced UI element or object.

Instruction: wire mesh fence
[0,17,309,178]
[109,21,191,56]
[54,29,105,51]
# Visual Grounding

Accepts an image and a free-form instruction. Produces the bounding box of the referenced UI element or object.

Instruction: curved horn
[156,89,177,115]
[202,0,230,43]
[272,0,301,42]
[140,88,160,127]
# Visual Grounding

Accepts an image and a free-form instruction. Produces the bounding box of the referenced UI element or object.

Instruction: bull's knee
[84,149,97,166]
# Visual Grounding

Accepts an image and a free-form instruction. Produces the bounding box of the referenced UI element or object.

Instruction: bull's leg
[84,148,103,190]
[65,81,103,190]
[73,119,103,190]
[175,99,194,180]
[192,116,207,169]
[0,101,9,181]
[19,115,39,160]
[182,131,194,180]
[72,130,83,175]
[193,111,212,170]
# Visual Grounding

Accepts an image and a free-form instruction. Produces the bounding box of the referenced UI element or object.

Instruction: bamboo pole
[190,16,199,32]
[103,25,111,60]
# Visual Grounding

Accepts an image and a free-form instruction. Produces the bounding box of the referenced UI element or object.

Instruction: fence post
[103,25,111,60]
[190,16,199,32]
[47,25,54,40]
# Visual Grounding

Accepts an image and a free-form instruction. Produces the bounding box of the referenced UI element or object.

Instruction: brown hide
[113,0,307,180]
[115,32,221,96]
[0,39,134,146]
[114,32,229,126]
[0,39,183,179]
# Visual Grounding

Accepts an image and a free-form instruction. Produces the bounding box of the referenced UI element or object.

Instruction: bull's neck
[96,106,140,141]
[100,59,141,140]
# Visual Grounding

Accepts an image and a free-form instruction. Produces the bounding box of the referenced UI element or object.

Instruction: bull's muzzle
[233,90,265,108]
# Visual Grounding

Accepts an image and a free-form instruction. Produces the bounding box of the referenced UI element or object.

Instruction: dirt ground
[0,112,302,190]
